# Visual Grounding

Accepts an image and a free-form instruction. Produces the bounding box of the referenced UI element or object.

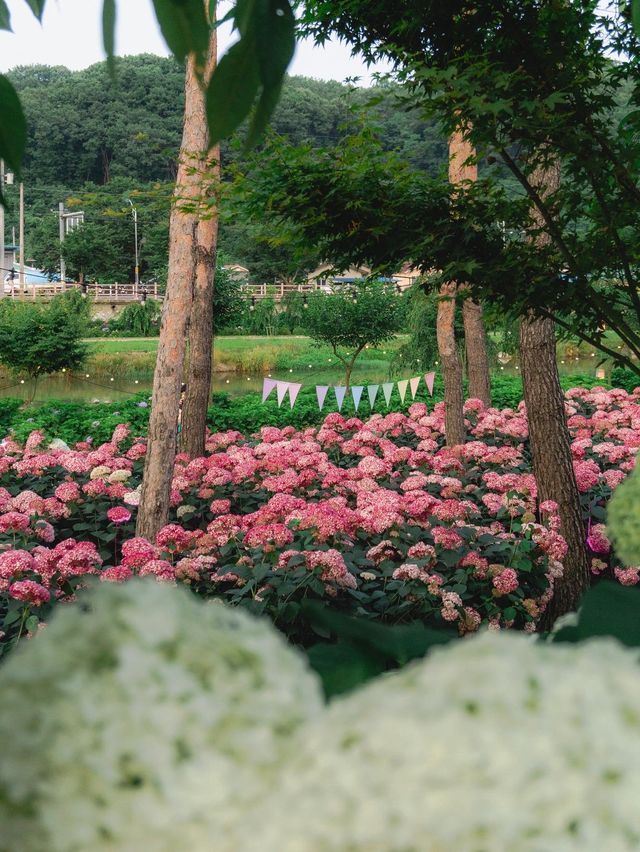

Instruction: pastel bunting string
[262,372,437,411]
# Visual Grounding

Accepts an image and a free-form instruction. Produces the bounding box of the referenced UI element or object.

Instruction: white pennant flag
[276,381,289,407]
[409,376,421,399]
[368,384,379,408]
[262,377,277,403]
[351,385,364,411]
[397,379,409,403]
[334,386,347,411]
[382,382,394,406]
[289,383,302,408]
[316,385,329,410]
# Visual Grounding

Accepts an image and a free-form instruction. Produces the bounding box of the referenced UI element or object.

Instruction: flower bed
[0,386,638,655]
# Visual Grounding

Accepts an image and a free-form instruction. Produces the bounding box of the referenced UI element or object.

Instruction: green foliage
[0,291,88,381]
[302,602,456,697]
[114,299,162,337]
[213,264,244,332]
[303,283,401,385]
[552,582,640,648]
[611,367,639,394]
[393,286,463,373]
[607,466,640,568]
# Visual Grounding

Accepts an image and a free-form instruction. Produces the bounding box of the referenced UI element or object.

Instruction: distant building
[222,263,250,280]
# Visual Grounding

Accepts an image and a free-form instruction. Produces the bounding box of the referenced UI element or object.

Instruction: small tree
[304,282,400,389]
[212,264,244,333]
[115,299,162,337]
[0,290,88,399]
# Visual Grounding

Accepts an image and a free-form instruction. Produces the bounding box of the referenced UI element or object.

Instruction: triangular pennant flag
[424,371,436,396]
[276,381,289,407]
[351,386,364,412]
[409,376,421,399]
[368,384,379,408]
[382,382,394,406]
[288,383,302,408]
[397,379,409,403]
[316,385,329,410]
[334,386,347,411]
[262,377,277,403]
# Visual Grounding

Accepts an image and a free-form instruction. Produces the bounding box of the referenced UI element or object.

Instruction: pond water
[0,354,615,404]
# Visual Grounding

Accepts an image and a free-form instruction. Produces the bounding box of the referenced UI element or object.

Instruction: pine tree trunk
[462,298,491,406]
[436,281,465,446]
[136,21,217,540]
[180,17,220,459]
[435,128,477,446]
[520,315,590,620]
[521,157,590,624]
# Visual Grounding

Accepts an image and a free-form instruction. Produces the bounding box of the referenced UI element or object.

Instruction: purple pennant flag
[351,385,364,412]
[367,384,379,408]
[409,376,421,399]
[289,383,302,408]
[424,372,436,396]
[334,386,347,411]
[276,381,289,407]
[262,377,277,403]
[397,379,409,403]
[382,382,394,406]
[316,385,329,410]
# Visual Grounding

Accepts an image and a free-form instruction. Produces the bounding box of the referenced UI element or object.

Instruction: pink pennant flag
[276,381,289,407]
[409,376,421,399]
[334,386,347,411]
[367,384,379,408]
[382,382,394,406]
[424,371,436,396]
[351,386,364,411]
[262,377,277,403]
[316,385,329,410]
[397,379,409,403]
[288,383,302,408]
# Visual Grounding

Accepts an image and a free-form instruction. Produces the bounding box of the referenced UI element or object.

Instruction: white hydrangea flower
[235,633,640,852]
[107,468,132,483]
[0,580,321,852]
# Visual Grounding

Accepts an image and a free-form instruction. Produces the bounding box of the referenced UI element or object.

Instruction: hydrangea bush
[233,632,640,852]
[0,579,321,852]
[0,386,638,654]
[4,583,640,851]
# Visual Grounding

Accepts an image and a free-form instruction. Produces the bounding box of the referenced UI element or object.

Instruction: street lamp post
[127,199,140,291]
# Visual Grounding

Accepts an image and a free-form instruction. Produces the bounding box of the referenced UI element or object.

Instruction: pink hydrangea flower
[107,506,132,525]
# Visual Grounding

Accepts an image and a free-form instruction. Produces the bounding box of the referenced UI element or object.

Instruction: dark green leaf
[151,0,210,64]
[0,74,27,174]
[255,0,295,89]
[244,79,282,149]
[23,0,46,20]
[306,640,387,698]
[102,0,117,74]
[206,40,260,144]
[0,1,11,31]
[301,600,456,666]
[552,583,640,648]
[633,0,640,38]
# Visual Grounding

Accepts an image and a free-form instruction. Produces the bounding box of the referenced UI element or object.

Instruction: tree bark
[437,281,465,446]
[180,15,220,459]
[436,129,477,446]
[521,157,590,624]
[136,15,217,540]
[462,298,491,406]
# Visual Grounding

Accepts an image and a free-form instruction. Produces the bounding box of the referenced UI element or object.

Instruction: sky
[0,0,386,83]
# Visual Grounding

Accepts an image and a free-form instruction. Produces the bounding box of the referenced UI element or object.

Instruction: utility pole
[58,202,66,284]
[19,182,25,293]
[127,199,140,290]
